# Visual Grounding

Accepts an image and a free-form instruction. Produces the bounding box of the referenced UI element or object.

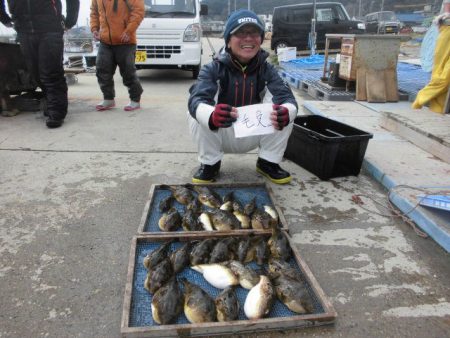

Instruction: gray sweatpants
[96,43,143,102]
[187,111,294,165]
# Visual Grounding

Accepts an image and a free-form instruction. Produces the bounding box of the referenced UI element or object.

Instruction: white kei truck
[135,0,208,79]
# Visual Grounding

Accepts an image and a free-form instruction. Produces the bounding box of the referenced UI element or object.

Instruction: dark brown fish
[210,238,236,263]
[190,185,222,208]
[251,208,274,230]
[151,277,183,324]
[182,208,202,231]
[143,241,172,270]
[158,194,174,213]
[182,279,217,323]
[268,258,300,281]
[169,242,192,273]
[209,209,240,231]
[215,287,239,322]
[190,238,216,265]
[158,207,181,231]
[237,238,251,262]
[272,273,314,314]
[226,260,260,289]
[144,258,173,294]
[254,237,269,265]
[243,197,256,216]
[161,184,194,205]
[268,228,291,261]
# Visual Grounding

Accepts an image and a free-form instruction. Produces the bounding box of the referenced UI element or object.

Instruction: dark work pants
[96,43,143,102]
[17,32,67,120]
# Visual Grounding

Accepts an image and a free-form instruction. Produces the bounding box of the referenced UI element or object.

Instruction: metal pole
[248,0,250,10]
[359,0,362,17]
[310,0,317,55]
[234,0,236,11]
[228,0,230,16]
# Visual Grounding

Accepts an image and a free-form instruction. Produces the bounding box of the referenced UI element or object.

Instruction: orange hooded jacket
[90,0,144,45]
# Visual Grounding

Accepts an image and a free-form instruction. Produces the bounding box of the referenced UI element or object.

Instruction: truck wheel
[275,41,288,54]
[192,64,201,79]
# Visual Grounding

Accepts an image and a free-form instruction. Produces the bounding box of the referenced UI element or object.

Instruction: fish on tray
[160,184,194,205]
[208,209,241,231]
[169,242,192,273]
[144,258,173,294]
[188,185,222,209]
[190,238,216,265]
[158,194,174,213]
[151,277,183,325]
[191,263,239,289]
[225,260,260,289]
[271,272,314,314]
[244,275,274,319]
[158,207,181,231]
[209,237,236,263]
[182,278,217,323]
[268,228,291,261]
[215,286,239,322]
[143,241,172,270]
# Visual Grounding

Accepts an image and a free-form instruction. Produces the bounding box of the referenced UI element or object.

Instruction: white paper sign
[233,103,275,138]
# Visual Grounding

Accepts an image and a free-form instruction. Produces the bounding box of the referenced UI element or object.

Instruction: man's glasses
[233,28,261,39]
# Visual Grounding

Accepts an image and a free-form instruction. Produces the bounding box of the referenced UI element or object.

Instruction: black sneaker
[256,158,292,184]
[46,117,64,128]
[192,161,221,183]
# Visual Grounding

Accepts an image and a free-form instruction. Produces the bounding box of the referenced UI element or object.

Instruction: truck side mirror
[200,4,208,16]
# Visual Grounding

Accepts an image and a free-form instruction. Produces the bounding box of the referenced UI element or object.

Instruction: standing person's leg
[116,44,143,111]
[16,33,41,90]
[38,32,67,128]
[96,43,117,110]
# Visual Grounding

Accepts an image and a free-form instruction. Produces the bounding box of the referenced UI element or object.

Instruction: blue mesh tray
[121,233,337,337]
[138,183,287,234]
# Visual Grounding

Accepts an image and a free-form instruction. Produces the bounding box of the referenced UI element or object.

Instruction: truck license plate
[135,51,147,63]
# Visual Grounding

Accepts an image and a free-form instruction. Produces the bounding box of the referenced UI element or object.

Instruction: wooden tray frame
[137,182,289,236]
[121,232,337,337]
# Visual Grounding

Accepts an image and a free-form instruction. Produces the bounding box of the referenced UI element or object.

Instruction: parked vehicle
[364,11,401,34]
[271,2,365,53]
[135,0,208,79]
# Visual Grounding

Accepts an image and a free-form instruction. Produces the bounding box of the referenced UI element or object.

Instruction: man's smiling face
[227,25,262,64]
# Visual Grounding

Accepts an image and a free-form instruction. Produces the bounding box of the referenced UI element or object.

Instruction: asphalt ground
[0,37,449,338]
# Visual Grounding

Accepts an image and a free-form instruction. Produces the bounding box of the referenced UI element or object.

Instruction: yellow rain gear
[412,25,450,114]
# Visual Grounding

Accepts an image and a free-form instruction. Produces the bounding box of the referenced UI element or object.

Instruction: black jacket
[0,0,79,33]
[188,48,297,121]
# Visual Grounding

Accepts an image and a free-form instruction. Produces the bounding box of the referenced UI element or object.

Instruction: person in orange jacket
[90,0,145,111]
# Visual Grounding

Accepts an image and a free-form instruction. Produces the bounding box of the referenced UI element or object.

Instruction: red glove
[272,104,289,130]
[210,103,236,129]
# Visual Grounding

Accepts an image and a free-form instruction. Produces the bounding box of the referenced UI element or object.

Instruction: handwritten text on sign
[233,103,275,138]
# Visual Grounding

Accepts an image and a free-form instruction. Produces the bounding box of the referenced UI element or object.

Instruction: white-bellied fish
[191,263,239,289]
[198,212,214,231]
[268,227,291,261]
[244,275,274,319]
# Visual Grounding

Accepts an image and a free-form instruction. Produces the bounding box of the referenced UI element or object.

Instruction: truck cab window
[316,8,333,22]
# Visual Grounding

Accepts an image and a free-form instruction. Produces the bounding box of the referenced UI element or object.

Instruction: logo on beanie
[238,17,258,24]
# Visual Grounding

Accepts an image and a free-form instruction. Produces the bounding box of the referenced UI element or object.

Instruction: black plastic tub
[284,115,373,180]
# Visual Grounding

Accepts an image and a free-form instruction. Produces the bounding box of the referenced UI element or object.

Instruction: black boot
[192,161,221,183]
[256,158,291,184]
[46,117,64,128]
